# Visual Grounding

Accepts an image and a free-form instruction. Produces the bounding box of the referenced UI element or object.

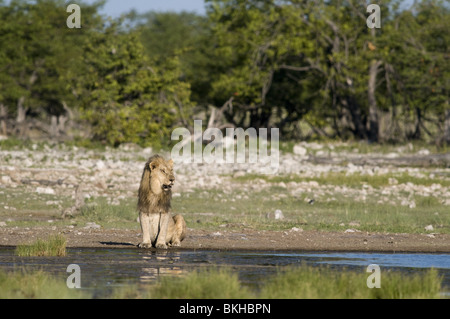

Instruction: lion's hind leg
[170,214,186,247]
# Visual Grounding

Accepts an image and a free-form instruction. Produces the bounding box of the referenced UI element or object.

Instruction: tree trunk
[0,104,7,136]
[58,115,67,134]
[444,107,450,145]
[368,60,382,142]
[16,97,28,136]
[344,96,367,140]
[50,115,58,137]
[412,107,422,139]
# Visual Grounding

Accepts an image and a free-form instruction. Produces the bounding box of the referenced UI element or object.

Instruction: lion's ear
[149,161,158,171]
[167,159,174,167]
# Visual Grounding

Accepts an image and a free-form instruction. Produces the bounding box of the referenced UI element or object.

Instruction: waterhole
[0,248,448,296]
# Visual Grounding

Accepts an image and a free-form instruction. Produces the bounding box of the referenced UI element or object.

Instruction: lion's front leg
[155,212,169,249]
[138,212,152,249]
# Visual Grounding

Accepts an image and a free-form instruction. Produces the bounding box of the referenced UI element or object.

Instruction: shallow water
[0,248,449,296]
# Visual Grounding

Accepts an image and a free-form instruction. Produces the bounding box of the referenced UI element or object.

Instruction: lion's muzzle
[163,176,175,191]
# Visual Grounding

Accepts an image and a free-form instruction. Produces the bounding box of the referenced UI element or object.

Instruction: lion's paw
[155,242,168,249]
[138,242,152,249]
[171,241,181,247]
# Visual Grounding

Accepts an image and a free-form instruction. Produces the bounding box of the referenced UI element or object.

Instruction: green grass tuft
[15,235,67,257]
[0,269,87,299]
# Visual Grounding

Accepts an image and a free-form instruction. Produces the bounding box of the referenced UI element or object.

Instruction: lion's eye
[161,169,166,174]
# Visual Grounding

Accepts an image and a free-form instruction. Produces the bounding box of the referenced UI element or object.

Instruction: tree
[78,21,193,147]
[0,0,104,136]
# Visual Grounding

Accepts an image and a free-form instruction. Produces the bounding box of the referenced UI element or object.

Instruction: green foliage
[0,0,104,118]
[0,0,448,145]
[77,19,193,147]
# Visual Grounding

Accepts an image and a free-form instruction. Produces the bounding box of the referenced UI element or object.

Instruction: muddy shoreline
[1,226,449,253]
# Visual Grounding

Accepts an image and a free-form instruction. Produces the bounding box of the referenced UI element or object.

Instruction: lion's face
[149,157,175,194]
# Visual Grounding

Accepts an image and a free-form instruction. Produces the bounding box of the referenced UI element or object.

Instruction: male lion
[137,155,186,249]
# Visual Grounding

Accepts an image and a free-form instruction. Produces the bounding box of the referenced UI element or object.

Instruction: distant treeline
[0,0,449,146]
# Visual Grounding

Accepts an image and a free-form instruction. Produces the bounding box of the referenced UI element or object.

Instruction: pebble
[344,229,361,233]
[266,209,285,220]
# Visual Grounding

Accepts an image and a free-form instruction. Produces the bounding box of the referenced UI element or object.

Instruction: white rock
[23,158,33,167]
[424,225,434,231]
[95,160,106,170]
[344,229,360,233]
[417,149,430,156]
[290,227,303,232]
[36,187,55,195]
[1,176,12,184]
[84,222,101,229]
[274,209,284,220]
[293,145,307,156]
[142,147,153,156]
[388,178,398,185]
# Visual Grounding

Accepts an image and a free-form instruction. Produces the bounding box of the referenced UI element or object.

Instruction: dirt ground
[1,142,449,253]
[1,226,449,253]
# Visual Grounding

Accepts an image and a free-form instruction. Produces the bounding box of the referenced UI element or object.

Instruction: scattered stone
[95,160,106,170]
[290,227,303,232]
[344,229,360,233]
[424,225,434,232]
[417,149,430,156]
[388,178,398,185]
[36,187,55,195]
[1,176,12,184]
[275,209,285,220]
[0,221,6,227]
[293,145,307,156]
[96,179,107,190]
[349,221,360,227]
[142,147,153,156]
[232,171,246,178]
[84,222,101,229]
